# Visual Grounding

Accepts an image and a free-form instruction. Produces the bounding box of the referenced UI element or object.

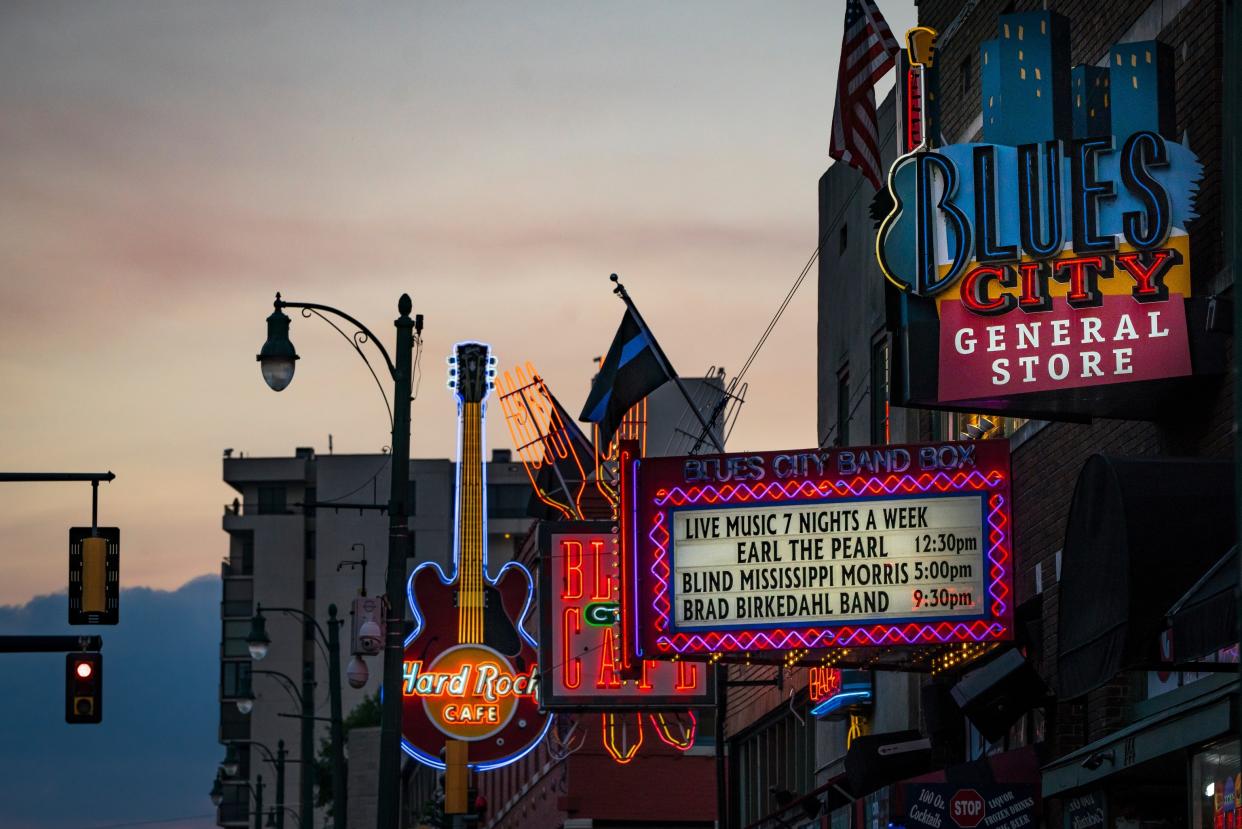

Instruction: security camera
[1081,750,1114,771]
[357,620,383,655]
[347,655,369,689]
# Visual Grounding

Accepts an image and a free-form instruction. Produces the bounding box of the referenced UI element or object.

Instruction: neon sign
[808,667,874,718]
[538,523,716,709]
[625,441,1013,661]
[401,342,551,771]
[874,12,1209,414]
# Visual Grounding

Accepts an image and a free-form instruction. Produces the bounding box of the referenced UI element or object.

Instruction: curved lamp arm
[257,603,341,650]
[252,669,308,709]
[275,297,398,380]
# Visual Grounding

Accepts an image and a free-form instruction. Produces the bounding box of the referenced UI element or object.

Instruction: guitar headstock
[906,26,937,68]
[447,342,497,404]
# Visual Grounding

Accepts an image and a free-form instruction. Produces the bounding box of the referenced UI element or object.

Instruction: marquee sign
[623,441,1012,661]
[538,522,715,710]
[877,12,1220,419]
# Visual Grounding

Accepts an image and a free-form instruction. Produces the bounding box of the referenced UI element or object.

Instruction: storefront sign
[624,440,1013,659]
[1063,791,1106,829]
[877,12,1212,418]
[538,523,715,710]
[808,666,874,717]
[906,784,1037,829]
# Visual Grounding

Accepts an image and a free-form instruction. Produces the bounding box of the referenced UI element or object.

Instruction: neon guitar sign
[401,341,552,770]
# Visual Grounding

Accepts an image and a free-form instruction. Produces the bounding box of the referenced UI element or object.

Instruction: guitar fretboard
[457,401,485,644]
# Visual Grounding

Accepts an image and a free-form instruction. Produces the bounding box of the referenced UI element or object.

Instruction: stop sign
[950,789,986,829]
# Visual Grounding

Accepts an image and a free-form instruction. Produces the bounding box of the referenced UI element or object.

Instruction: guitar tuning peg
[447,355,457,365]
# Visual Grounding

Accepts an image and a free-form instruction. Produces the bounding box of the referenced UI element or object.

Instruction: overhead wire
[698,118,898,452]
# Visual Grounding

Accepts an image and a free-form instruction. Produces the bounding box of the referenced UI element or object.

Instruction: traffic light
[69,527,119,625]
[66,652,103,724]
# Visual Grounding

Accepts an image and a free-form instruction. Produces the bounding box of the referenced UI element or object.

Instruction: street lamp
[235,684,255,715]
[221,744,241,778]
[244,603,347,829]
[211,773,265,829]
[257,299,299,392]
[255,291,422,829]
[236,667,315,829]
[223,740,291,829]
[247,611,271,660]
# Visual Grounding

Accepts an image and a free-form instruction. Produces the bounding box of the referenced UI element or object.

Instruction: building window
[960,54,972,97]
[835,368,850,446]
[228,532,254,576]
[487,484,530,519]
[222,579,253,618]
[839,223,848,255]
[933,412,1028,442]
[219,703,250,743]
[222,620,251,658]
[734,704,815,826]
[257,486,286,515]
[1193,740,1241,829]
[221,660,252,698]
[871,336,890,444]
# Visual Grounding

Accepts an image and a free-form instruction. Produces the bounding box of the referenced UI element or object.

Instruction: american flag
[829,0,901,189]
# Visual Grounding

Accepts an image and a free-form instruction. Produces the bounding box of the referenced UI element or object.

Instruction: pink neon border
[644,469,1012,654]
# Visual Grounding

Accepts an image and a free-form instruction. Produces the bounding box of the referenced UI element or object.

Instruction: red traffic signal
[66,652,102,724]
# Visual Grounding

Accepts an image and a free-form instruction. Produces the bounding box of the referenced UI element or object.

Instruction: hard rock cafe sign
[401,342,551,770]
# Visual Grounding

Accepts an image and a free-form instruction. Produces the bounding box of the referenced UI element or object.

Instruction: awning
[1168,546,1238,661]
[1057,455,1234,699]
[1042,675,1236,796]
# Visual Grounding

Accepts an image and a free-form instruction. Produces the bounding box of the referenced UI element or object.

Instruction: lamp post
[212,770,264,829]
[222,740,290,829]
[247,604,347,829]
[237,667,315,829]
[217,773,263,829]
[256,292,421,829]
[267,807,302,828]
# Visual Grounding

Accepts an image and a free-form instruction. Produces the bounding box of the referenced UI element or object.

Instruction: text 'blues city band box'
[620,440,1013,664]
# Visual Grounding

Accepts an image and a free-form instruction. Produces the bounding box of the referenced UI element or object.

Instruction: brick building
[728,2,1239,828]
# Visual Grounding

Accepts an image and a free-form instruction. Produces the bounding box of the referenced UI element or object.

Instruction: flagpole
[610,274,726,454]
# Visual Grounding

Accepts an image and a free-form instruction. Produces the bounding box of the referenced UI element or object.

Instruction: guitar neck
[457,400,486,644]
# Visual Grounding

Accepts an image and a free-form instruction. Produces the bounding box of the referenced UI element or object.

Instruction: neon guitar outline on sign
[877,26,973,296]
[401,341,552,771]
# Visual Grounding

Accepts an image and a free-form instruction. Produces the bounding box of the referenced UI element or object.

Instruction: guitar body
[401,341,551,772]
[406,562,532,666]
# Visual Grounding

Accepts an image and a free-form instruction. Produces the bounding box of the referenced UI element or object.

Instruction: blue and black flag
[579,308,671,448]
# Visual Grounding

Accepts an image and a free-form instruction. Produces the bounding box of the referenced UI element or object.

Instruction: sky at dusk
[0,0,916,609]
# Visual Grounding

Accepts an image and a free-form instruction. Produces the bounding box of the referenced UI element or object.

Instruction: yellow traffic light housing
[69,527,119,625]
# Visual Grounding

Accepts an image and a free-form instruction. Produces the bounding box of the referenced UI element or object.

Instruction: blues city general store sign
[877,11,1222,419]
